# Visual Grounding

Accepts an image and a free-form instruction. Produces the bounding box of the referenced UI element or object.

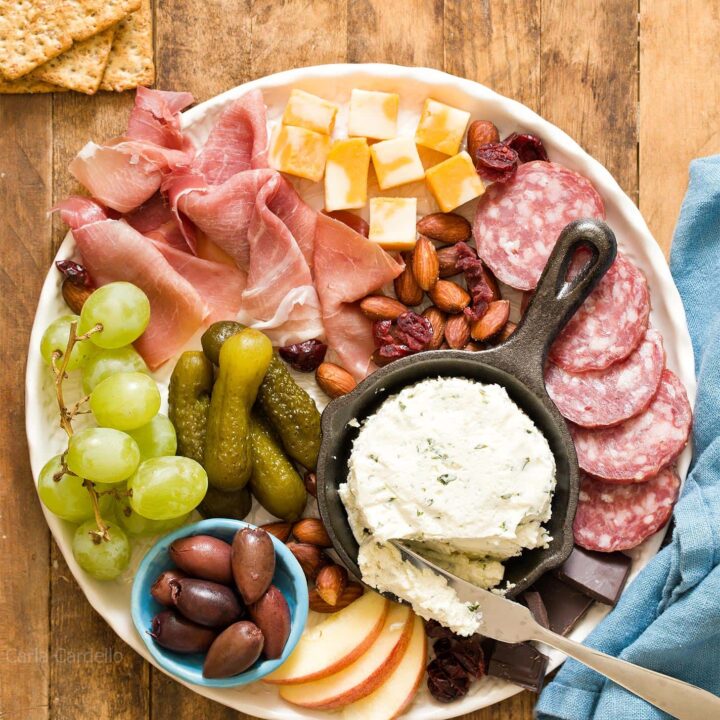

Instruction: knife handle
[533,626,720,719]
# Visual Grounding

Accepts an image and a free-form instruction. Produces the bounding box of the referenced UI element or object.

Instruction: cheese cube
[268,124,330,182]
[282,89,339,135]
[425,151,485,213]
[370,137,425,190]
[369,197,417,251]
[348,89,399,140]
[415,98,471,156]
[324,138,370,211]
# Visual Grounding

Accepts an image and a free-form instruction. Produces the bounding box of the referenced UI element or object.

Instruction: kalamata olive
[149,610,217,654]
[231,528,275,604]
[249,585,291,660]
[203,621,264,678]
[170,578,243,628]
[151,569,186,606]
[168,535,233,584]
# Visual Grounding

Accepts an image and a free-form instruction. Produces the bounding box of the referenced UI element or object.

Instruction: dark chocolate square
[553,546,632,605]
[487,641,548,693]
[521,590,550,629]
[532,574,594,636]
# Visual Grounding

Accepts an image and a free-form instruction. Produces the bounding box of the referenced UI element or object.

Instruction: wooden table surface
[2,1,719,718]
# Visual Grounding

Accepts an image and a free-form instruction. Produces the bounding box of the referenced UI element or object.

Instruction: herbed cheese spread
[339,377,556,636]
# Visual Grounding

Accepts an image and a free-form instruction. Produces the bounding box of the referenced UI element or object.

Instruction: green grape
[72,520,130,581]
[128,456,207,520]
[79,282,150,349]
[90,372,161,431]
[127,414,177,460]
[66,427,140,484]
[37,454,112,522]
[40,315,94,371]
[113,491,189,536]
[82,346,148,394]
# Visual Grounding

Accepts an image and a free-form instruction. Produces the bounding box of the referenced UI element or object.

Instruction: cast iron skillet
[317,218,617,597]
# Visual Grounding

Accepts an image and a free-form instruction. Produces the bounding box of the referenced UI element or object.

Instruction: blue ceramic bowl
[131,518,308,687]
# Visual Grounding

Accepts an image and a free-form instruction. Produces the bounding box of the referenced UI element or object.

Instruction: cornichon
[201,320,244,365]
[168,351,213,464]
[257,354,321,470]
[199,485,253,521]
[249,413,307,521]
[203,329,273,490]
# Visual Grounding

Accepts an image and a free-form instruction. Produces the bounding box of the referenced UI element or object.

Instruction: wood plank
[0,94,53,720]
[639,0,720,254]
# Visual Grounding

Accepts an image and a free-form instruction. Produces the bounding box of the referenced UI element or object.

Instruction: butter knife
[393,541,720,719]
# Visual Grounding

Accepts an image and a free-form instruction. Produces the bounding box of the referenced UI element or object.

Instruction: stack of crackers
[0,0,154,94]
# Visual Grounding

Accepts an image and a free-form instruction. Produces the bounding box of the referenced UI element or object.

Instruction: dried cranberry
[455,243,496,321]
[372,319,395,348]
[373,344,413,366]
[278,339,327,372]
[471,142,519,183]
[56,259,91,287]
[434,636,485,679]
[426,654,472,702]
[426,619,456,639]
[503,132,549,163]
[394,311,433,352]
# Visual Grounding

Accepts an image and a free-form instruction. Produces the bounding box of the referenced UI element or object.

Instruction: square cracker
[0,0,73,80]
[0,74,65,93]
[34,25,115,94]
[64,0,141,42]
[100,0,154,92]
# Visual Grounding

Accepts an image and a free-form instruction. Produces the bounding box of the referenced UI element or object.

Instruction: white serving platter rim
[25,63,696,719]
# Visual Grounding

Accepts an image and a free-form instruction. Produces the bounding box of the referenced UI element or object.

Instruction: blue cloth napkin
[535,155,720,720]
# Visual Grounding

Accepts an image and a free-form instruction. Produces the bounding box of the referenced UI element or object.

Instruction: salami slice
[546,328,665,428]
[549,254,650,372]
[573,467,680,552]
[473,161,605,291]
[571,369,692,483]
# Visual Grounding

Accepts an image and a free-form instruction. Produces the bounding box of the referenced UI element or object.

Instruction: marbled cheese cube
[425,151,485,212]
[324,138,370,211]
[415,98,471,156]
[282,89,339,135]
[268,124,331,182]
[369,197,417,251]
[370,137,425,190]
[348,89,399,140]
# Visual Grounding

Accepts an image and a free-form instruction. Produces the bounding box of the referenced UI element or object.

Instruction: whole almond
[309,582,364,613]
[316,362,356,398]
[498,321,518,342]
[62,279,93,314]
[521,291,534,316]
[394,252,424,306]
[422,306,447,350]
[323,210,370,238]
[359,294,407,321]
[437,245,463,277]
[467,120,500,159]
[464,341,483,351]
[471,300,511,341]
[315,564,348,606]
[428,280,471,314]
[260,521,292,543]
[416,213,471,244]
[286,542,330,580]
[412,236,440,291]
[444,313,471,349]
[303,471,317,498]
[292,518,332,548]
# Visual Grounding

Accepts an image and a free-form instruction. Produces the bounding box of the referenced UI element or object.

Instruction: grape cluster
[38,281,208,581]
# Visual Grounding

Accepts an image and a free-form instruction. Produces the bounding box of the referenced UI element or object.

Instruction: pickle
[249,413,307,521]
[168,351,213,464]
[257,354,321,470]
[203,329,273,490]
[199,486,253,520]
[201,320,244,365]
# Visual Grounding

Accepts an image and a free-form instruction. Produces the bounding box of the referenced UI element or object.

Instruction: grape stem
[52,321,110,541]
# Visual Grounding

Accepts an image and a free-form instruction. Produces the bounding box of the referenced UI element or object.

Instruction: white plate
[25,64,696,719]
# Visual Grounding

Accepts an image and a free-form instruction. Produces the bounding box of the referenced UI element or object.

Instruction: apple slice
[264,591,389,685]
[279,602,413,709]
[341,613,427,720]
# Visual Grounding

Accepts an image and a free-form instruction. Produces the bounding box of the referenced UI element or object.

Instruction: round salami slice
[549,253,650,372]
[570,369,692,483]
[473,161,605,291]
[573,467,680,552]
[546,328,665,428]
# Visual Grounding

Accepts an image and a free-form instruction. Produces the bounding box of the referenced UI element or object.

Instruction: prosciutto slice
[313,213,404,379]
[191,89,269,184]
[127,87,194,151]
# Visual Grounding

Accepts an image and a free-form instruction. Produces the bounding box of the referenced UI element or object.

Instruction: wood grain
[640,0,720,253]
[0,95,52,720]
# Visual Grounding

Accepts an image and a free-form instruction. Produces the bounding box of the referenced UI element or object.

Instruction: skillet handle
[501,218,617,373]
